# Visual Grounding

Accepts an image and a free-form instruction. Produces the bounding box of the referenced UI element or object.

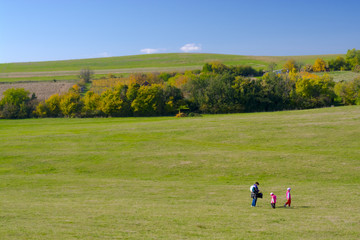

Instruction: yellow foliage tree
[313,58,327,72]
[83,91,101,116]
[45,94,61,117]
[283,59,297,72]
[60,92,82,117]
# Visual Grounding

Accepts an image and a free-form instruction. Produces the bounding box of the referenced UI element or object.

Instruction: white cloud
[180,43,202,53]
[98,52,111,57]
[140,48,161,54]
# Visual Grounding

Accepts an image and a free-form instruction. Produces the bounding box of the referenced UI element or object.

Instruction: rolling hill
[0,53,345,82]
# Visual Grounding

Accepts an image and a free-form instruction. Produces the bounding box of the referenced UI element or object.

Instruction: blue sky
[1,0,359,63]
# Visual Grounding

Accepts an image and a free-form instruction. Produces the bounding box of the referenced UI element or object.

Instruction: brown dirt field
[0,81,75,100]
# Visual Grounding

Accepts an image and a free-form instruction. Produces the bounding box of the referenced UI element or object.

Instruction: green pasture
[0,53,347,83]
[0,53,344,73]
[0,73,129,83]
[0,106,359,239]
[313,71,360,82]
[0,75,78,83]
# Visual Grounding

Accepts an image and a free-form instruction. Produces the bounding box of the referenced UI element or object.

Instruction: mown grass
[0,53,344,73]
[0,106,359,239]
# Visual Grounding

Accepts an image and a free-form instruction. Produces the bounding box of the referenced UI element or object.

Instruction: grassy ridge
[0,53,344,73]
[0,106,359,239]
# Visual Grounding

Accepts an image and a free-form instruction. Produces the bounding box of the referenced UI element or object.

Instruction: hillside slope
[0,53,344,74]
[0,106,359,239]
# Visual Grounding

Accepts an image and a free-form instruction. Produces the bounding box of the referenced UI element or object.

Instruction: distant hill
[0,53,344,74]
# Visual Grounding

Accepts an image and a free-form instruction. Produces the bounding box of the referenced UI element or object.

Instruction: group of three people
[251,182,291,208]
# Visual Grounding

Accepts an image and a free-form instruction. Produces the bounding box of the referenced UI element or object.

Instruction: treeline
[282,48,360,72]
[1,62,360,119]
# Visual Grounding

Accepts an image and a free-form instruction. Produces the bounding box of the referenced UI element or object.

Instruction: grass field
[313,71,360,82]
[0,73,131,83]
[0,53,346,83]
[0,106,359,239]
[0,75,79,83]
[0,53,343,73]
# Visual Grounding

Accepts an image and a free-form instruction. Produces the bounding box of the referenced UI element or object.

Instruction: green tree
[126,83,140,102]
[334,77,360,105]
[202,62,228,74]
[45,94,62,117]
[83,91,101,117]
[352,65,360,73]
[345,48,360,68]
[232,76,263,112]
[100,85,130,117]
[202,63,212,73]
[159,72,173,82]
[60,92,83,117]
[183,73,210,112]
[0,88,31,119]
[328,56,347,71]
[163,85,185,115]
[295,74,336,108]
[131,84,165,116]
[231,65,261,77]
[283,59,297,72]
[260,72,295,111]
[184,73,242,113]
[34,102,48,118]
[201,73,239,113]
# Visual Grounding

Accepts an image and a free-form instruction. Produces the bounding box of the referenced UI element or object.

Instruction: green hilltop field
[0,53,346,82]
[0,53,344,72]
[0,106,359,239]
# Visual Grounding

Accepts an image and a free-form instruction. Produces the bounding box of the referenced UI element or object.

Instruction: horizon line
[0,52,346,64]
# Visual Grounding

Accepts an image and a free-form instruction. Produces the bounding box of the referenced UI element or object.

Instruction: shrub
[353,65,360,73]
[313,58,327,72]
[34,102,48,118]
[78,67,94,84]
[283,59,297,72]
[175,112,187,117]
[45,94,62,117]
[0,88,32,119]
[60,92,83,117]
[334,77,360,105]
[131,84,165,116]
[302,64,313,72]
[187,112,202,117]
[82,91,101,117]
[100,85,130,117]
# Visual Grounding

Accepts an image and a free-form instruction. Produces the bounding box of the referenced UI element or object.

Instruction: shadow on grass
[281,206,312,209]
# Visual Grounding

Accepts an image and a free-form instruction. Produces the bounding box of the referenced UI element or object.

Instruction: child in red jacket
[284,188,291,207]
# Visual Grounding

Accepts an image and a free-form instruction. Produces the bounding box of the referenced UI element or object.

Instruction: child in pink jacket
[270,192,276,208]
[284,188,291,207]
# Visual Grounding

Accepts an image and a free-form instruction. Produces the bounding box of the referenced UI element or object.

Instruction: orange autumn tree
[313,58,327,72]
